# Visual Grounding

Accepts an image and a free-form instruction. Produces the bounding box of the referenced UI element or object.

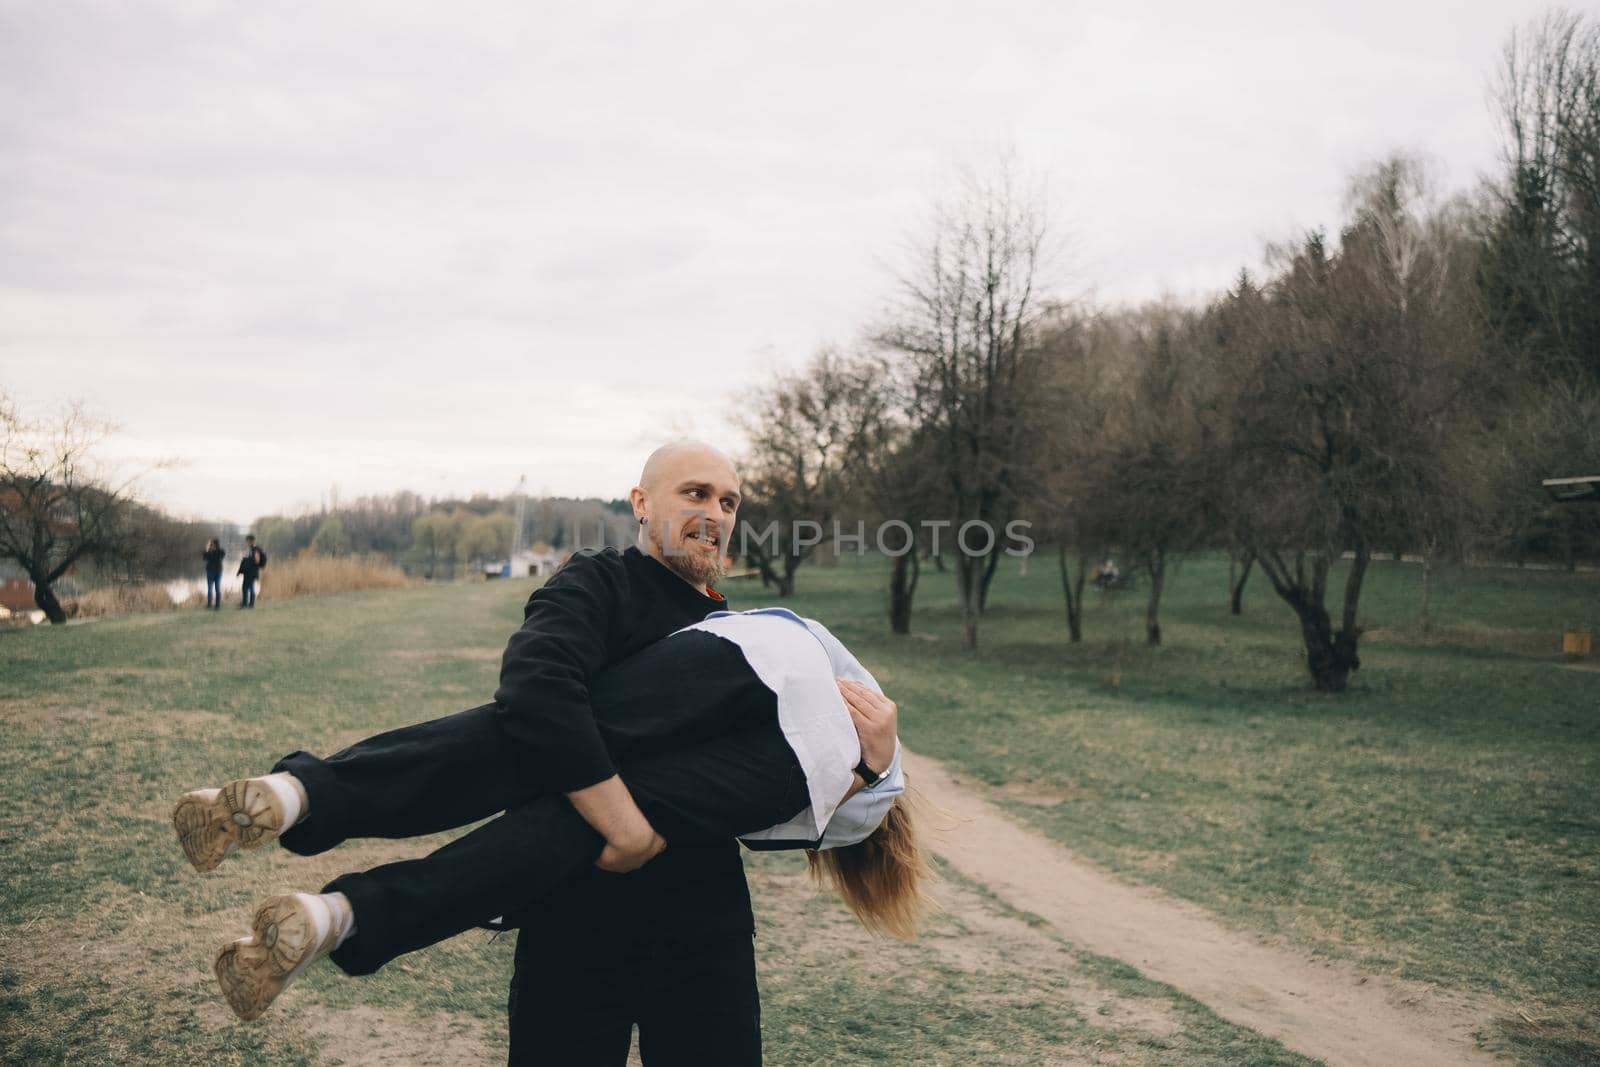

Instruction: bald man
[246,441,769,1063]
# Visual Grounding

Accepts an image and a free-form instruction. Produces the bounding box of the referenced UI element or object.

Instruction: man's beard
[647,517,728,587]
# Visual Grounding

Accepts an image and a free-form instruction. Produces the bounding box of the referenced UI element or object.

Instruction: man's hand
[567,774,667,873]
[595,827,668,873]
[837,678,898,774]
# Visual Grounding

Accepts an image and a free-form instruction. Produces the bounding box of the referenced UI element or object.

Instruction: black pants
[271,629,810,976]
[508,930,761,1066]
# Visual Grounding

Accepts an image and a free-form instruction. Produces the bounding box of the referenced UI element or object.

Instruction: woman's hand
[837,678,898,775]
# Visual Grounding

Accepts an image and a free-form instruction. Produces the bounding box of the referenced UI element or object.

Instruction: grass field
[1,575,1315,1066]
[779,550,1599,1065]
[0,551,1593,1064]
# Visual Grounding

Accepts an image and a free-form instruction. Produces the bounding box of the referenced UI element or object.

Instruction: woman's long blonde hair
[805,783,935,939]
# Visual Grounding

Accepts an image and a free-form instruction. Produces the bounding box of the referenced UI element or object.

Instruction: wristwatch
[854,757,890,788]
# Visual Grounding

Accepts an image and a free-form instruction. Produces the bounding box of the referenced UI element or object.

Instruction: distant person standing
[237,535,267,609]
[203,539,225,610]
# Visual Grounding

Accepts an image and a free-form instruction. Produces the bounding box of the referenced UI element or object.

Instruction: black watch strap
[854,757,888,788]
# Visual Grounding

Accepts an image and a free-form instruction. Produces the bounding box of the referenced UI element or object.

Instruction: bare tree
[880,161,1057,650]
[1483,9,1600,385]
[1228,547,1255,615]
[1033,308,1125,643]
[1471,376,1600,568]
[1034,303,1212,646]
[735,348,888,597]
[410,511,450,579]
[455,512,514,567]
[0,394,151,623]
[867,420,951,635]
[1208,157,1477,690]
[1471,11,1600,565]
[310,515,352,557]
[1095,309,1215,645]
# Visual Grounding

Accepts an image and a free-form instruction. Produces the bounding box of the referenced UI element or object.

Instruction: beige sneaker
[172,779,289,872]
[214,894,340,1021]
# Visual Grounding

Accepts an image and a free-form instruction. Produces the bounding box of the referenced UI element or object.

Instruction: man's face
[634,448,740,588]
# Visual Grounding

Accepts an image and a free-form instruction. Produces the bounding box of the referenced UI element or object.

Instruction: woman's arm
[818,678,904,846]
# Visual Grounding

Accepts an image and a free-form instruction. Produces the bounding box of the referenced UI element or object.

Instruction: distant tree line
[249,492,636,579]
[733,10,1600,691]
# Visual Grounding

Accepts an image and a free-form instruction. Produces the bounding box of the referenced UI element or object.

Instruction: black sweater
[492,544,728,792]
[493,545,753,945]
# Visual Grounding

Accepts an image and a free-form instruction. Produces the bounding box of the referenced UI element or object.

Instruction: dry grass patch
[44,554,421,626]
[998,777,1098,807]
[68,584,184,619]
[265,555,418,600]
[297,1004,498,1066]
[0,695,107,730]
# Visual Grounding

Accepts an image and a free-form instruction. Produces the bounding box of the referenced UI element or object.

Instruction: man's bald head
[637,439,739,495]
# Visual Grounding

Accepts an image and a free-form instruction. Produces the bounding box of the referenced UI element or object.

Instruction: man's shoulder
[532,546,631,600]
[557,546,626,573]
[571,545,667,585]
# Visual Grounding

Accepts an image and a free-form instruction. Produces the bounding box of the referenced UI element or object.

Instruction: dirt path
[905,750,1511,1067]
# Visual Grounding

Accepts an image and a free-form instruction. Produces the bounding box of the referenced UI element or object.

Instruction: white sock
[319,892,356,950]
[258,772,305,829]
[286,892,356,961]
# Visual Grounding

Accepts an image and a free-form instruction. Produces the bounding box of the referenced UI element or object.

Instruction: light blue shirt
[679,607,905,850]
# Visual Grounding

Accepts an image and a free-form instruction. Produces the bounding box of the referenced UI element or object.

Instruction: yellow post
[1562,628,1592,657]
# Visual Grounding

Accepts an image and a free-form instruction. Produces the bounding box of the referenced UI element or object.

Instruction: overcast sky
[0,1,1534,526]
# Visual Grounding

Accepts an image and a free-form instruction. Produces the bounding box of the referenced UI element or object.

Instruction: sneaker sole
[214,894,320,1021]
[172,781,285,873]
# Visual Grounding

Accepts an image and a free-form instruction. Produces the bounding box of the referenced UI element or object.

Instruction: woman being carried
[172,607,930,1020]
